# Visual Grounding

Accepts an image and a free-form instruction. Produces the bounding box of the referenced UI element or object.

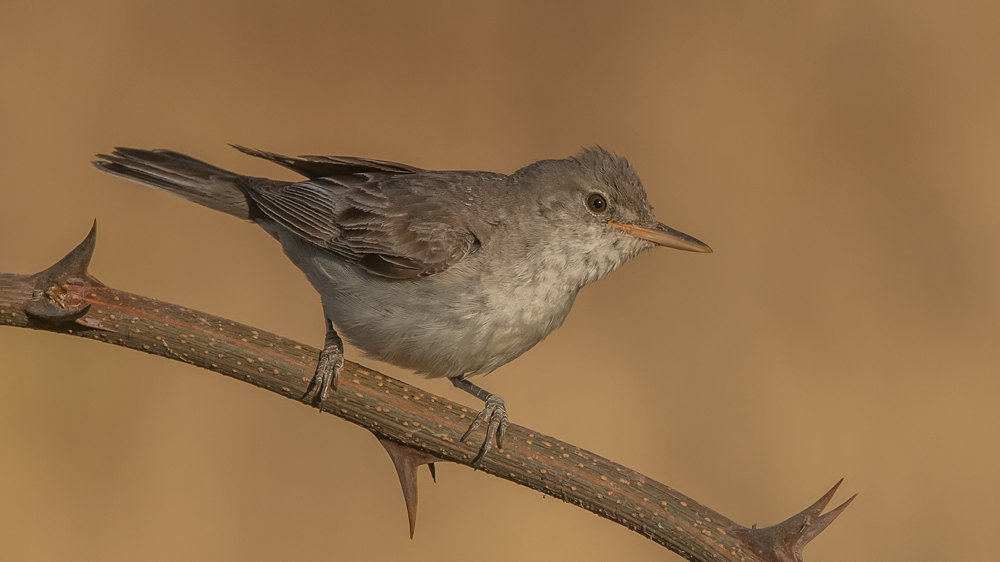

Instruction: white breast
[269,219,643,379]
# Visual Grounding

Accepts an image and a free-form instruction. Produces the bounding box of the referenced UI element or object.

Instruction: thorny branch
[0,223,854,562]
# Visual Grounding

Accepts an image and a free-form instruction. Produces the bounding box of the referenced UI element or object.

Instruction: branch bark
[0,223,853,562]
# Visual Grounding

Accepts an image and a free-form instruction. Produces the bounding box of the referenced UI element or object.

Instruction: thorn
[377,438,442,539]
[733,479,855,562]
[796,478,843,522]
[23,222,103,325]
[32,220,99,285]
[804,493,856,544]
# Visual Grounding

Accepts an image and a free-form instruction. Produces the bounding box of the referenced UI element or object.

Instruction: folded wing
[237,148,482,280]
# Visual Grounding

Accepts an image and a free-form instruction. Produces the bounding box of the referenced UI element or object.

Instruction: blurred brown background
[1,1,998,561]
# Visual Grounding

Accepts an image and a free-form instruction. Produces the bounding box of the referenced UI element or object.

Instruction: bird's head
[516,146,711,287]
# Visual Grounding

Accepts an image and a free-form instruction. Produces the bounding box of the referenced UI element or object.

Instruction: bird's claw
[309,346,343,412]
[460,394,508,468]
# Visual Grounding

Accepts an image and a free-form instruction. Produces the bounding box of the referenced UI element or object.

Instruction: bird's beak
[609,221,713,253]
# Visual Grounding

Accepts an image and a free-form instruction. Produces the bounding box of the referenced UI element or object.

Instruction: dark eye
[586,193,608,213]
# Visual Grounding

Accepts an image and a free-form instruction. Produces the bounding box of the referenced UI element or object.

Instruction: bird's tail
[93,148,251,220]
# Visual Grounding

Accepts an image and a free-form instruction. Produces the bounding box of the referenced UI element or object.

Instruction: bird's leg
[450,376,508,468]
[306,317,344,412]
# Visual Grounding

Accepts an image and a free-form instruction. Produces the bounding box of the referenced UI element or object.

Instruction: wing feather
[240,151,490,279]
[232,144,424,178]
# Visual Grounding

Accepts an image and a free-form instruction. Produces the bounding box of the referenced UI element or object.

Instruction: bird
[94,144,711,466]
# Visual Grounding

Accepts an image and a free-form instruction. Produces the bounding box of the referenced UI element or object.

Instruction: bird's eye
[586,193,608,214]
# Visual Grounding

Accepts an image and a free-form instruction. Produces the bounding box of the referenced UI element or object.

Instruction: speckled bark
[0,225,852,562]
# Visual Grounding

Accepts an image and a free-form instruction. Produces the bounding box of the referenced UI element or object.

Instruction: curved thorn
[802,493,857,545]
[734,479,855,562]
[34,220,98,283]
[377,438,442,538]
[799,478,843,521]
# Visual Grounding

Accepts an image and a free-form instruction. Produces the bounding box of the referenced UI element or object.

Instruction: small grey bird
[94,145,711,465]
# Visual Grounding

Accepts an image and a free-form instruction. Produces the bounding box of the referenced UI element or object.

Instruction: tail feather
[94,148,251,220]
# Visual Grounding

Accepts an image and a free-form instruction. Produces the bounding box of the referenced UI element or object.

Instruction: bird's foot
[460,394,508,468]
[307,343,343,413]
[306,319,345,412]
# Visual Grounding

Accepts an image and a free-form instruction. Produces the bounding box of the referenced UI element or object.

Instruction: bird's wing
[245,172,485,280]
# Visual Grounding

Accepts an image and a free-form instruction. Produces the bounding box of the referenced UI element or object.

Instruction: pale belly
[277,231,579,379]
